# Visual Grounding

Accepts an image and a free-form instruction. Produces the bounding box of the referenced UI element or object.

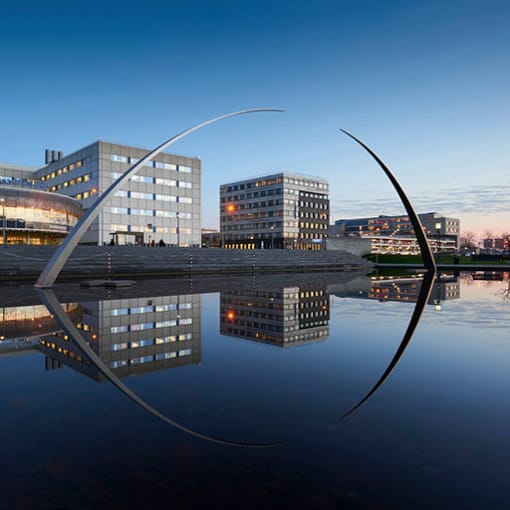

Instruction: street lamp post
[0,198,5,245]
[176,212,180,247]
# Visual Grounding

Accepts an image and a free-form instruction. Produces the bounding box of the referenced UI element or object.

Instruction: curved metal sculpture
[35,108,284,288]
[339,129,437,418]
[340,129,436,272]
[37,288,283,448]
[341,271,435,418]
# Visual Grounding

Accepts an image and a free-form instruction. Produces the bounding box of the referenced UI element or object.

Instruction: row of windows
[41,158,90,182]
[221,176,327,193]
[300,212,328,219]
[74,189,97,201]
[110,155,192,173]
[110,302,192,316]
[111,173,193,188]
[111,333,193,351]
[113,190,193,203]
[39,339,84,362]
[110,317,193,333]
[299,191,328,199]
[48,173,91,191]
[222,211,282,221]
[222,189,283,202]
[300,222,328,230]
[110,348,192,368]
[223,222,283,231]
[299,201,328,209]
[109,204,192,216]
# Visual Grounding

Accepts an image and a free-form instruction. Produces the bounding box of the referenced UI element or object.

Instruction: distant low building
[482,237,509,254]
[201,228,221,248]
[334,212,460,254]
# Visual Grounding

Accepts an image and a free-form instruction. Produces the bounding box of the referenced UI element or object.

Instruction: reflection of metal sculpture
[35,108,284,288]
[37,288,282,448]
[340,129,436,272]
[340,130,437,418]
[342,271,435,418]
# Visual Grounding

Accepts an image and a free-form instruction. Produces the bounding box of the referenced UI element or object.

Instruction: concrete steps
[0,245,372,282]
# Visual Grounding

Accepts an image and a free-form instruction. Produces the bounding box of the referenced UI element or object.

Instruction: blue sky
[1,0,509,234]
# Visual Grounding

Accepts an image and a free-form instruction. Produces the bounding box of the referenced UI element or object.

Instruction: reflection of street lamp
[270,225,275,249]
[176,212,180,247]
[0,198,5,245]
[433,275,442,312]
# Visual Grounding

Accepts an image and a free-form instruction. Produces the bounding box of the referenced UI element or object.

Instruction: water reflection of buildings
[220,286,329,348]
[335,275,460,306]
[0,302,82,355]
[35,294,201,381]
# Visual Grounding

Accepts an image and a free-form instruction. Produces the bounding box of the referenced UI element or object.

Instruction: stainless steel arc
[37,288,282,447]
[34,108,284,288]
[340,129,436,271]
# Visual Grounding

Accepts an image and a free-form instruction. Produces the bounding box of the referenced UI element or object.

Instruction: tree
[460,231,476,250]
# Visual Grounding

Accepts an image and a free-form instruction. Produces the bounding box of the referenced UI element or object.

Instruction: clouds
[331,182,510,221]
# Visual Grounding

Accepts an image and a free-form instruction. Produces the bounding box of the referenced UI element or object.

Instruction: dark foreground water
[1,271,509,509]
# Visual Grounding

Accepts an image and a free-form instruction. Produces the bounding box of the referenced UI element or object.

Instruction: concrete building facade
[220,172,329,250]
[334,212,460,254]
[34,141,201,246]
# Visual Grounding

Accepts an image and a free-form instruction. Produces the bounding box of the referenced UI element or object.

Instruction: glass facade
[0,185,83,245]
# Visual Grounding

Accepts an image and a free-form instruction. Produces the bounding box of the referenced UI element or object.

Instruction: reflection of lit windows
[131,338,154,348]
[155,352,177,360]
[178,165,192,173]
[131,322,154,331]
[155,336,176,344]
[110,360,128,368]
[112,342,128,351]
[131,355,153,365]
[155,320,177,328]
[155,303,177,312]
[130,305,154,314]
[111,308,128,316]
[111,325,129,334]
[178,349,192,356]
[179,197,192,204]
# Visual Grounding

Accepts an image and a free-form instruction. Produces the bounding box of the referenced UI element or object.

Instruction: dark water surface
[1,271,509,509]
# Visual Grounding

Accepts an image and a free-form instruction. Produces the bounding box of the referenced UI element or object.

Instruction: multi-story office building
[220,172,329,250]
[37,292,201,381]
[220,285,329,348]
[335,212,460,254]
[34,142,201,246]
